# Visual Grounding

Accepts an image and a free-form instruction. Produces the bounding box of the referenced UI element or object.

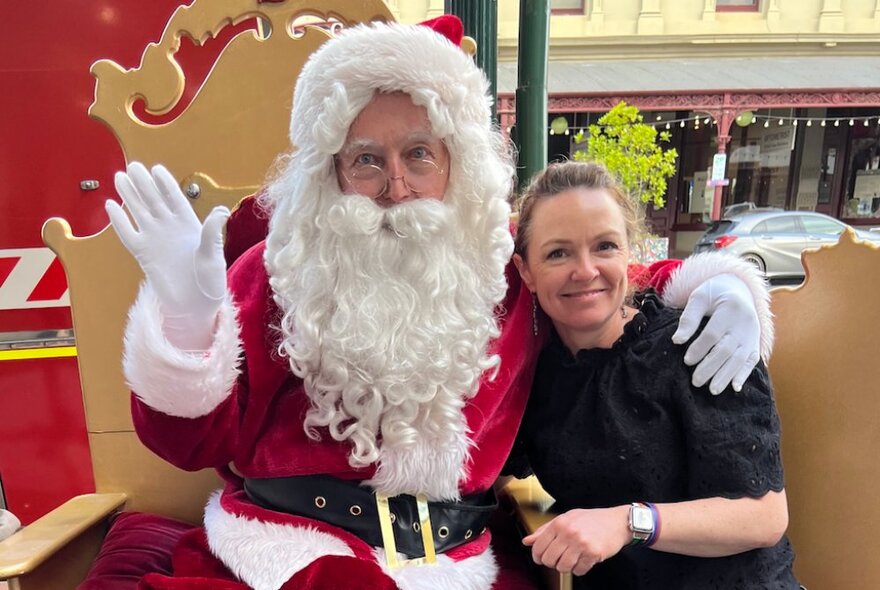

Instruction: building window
[551,0,585,14]
[676,112,718,225]
[716,0,759,11]
[842,110,880,220]
[725,109,795,211]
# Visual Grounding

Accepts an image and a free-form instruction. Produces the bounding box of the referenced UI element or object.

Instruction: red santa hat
[285,16,496,179]
[418,14,465,46]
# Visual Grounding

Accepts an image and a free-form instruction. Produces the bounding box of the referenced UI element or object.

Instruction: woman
[509,161,799,589]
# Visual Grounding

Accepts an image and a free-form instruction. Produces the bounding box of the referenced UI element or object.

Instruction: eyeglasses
[336,158,446,199]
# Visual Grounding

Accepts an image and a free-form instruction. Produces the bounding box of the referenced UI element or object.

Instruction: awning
[497,56,880,94]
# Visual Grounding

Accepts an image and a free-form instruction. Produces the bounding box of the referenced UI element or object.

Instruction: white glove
[671,273,761,395]
[105,162,229,351]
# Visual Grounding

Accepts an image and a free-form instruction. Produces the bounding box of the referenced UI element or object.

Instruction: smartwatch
[628,502,655,546]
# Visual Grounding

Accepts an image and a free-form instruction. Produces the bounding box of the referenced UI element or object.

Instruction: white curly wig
[259,20,515,497]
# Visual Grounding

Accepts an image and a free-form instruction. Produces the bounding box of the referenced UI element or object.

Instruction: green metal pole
[515,0,549,189]
[445,1,498,120]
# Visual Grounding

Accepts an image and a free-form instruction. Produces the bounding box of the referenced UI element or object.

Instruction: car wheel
[742,253,766,273]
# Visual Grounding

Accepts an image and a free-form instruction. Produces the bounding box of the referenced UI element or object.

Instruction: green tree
[573,101,677,209]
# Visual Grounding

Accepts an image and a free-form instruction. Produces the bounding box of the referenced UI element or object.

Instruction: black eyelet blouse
[504,294,800,589]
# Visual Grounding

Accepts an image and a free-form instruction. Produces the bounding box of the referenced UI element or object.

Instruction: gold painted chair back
[90,0,394,218]
[770,229,880,588]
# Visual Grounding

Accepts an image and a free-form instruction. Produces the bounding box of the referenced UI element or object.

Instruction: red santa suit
[118,17,773,590]
[124,241,693,590]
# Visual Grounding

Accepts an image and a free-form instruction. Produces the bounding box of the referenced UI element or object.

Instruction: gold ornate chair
[770,229,880,588]
[0,2,394,588]
[501,478,571,590]
[502,229,880,590]
[88,0,394,218]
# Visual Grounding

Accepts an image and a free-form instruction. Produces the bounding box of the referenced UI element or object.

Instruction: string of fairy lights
[546,112,880,135]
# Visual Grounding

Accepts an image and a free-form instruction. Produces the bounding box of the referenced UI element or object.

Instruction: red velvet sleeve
[627,259,682,295]
[224,192,270,268]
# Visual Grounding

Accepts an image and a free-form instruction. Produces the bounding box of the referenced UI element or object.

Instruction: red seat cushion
[77,510,540,589]
[77,511,195,590]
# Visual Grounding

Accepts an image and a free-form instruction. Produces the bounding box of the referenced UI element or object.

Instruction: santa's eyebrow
[404,131,442,145]
[338,138,381,156]
[339,132,443,156]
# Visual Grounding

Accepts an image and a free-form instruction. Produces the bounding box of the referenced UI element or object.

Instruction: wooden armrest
[0,492,127,580]
[501,477,572,590]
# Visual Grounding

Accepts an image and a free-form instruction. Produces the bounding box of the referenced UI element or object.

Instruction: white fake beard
[272,189,504,499]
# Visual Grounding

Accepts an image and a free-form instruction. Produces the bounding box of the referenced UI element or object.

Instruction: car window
[801,216,845,235]
[703,220,735,237]
[752,216,800,234]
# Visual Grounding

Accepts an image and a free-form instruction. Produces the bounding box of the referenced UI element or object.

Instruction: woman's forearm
[650,490,789,557]
[521,491,789,574]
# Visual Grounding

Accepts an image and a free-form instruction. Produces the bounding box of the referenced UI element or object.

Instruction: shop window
[717,0,759,11]
[843,114,880,220]
[791,108,831,213]
[725,109,794,211]
[551,0,585,14]
[676,113,717,225]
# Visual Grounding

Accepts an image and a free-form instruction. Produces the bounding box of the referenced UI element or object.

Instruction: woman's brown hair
[513,161,647,259]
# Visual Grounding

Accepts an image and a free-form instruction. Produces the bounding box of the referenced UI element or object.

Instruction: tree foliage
[573,101,678,209]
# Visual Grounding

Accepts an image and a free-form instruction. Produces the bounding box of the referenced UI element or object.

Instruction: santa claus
[105,16,771,590]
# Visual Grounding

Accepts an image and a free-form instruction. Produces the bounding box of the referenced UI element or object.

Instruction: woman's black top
[505,294,799,589]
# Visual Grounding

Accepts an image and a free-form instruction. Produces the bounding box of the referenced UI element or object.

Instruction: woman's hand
[522,505,630,576]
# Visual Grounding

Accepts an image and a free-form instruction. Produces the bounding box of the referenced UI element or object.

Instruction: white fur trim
[123,283,242,418]
[289,22,487,156]
[203,493,355,590]
[375,545,498,590]
[661,252,774,361]
[203,493,497,590]
[367,429,471,501]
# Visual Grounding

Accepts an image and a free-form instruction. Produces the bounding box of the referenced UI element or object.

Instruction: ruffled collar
[548,291,664,367]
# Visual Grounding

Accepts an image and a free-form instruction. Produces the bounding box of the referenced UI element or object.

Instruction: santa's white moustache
[319,193,453,242]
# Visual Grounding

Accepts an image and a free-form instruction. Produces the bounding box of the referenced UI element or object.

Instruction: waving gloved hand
[105,162,230,350]
[672,273,762,395]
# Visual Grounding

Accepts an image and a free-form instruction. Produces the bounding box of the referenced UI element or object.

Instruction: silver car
[693,209,880,280]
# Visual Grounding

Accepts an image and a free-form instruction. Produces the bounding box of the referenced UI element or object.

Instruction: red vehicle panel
[0,1,216,524]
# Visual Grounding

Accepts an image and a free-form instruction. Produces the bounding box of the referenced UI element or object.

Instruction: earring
[620,305,628,319]
[532,293,539,337]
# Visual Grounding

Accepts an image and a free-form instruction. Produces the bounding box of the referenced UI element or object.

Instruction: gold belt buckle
[375,492,437,569]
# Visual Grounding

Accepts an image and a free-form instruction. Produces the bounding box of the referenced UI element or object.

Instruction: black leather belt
[244,474,497,560]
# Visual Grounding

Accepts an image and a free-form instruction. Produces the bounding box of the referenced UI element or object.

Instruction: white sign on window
[711,153,727,181]
[729,144,761,164]
[760,127,794,168]
[854,172,880,200]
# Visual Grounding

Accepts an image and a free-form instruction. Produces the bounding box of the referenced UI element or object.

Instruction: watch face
[632,507,654,532]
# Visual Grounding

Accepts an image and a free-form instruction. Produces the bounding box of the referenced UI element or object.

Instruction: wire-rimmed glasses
[336,158,446,199]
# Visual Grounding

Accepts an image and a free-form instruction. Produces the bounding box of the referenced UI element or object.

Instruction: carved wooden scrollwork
[89,0,395,218]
